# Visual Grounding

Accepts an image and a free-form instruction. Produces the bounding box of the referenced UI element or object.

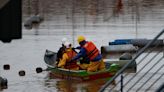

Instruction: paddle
[36,67,57,73]
[36,67,44,73]
[36,48,74,74]
[36,49,58,73]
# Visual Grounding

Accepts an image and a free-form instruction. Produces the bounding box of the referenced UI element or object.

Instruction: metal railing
[99,29,164,92]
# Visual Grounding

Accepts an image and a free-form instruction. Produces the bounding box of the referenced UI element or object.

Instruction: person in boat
[56,38,68,65]
[57,41,79,70]
[71,35,106,72]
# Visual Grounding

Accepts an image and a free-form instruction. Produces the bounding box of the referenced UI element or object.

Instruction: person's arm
[72,48,86,61]
[75,46,81,50]
[57,53,68,67]
[72,46,81,53]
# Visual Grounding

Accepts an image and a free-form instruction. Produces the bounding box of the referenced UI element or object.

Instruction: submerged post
[0,76,8,89]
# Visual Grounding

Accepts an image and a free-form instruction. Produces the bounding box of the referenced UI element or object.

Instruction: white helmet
[64,42,71,48]
[61,37,68,45]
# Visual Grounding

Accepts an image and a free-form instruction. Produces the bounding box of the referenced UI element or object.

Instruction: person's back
[72,35,106,72]
[57,42,79,70]
[56,46,65,64]
[56,37,68,65]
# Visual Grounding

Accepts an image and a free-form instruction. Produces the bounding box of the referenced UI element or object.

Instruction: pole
[121,74,124,92]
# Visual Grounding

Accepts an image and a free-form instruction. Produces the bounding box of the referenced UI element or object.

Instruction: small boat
[44,49,119,81]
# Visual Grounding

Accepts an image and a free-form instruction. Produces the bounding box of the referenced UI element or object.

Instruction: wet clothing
[72,41,105,72]
[58,48,79,70]
[87,59,105,72]
[78,57,105,72]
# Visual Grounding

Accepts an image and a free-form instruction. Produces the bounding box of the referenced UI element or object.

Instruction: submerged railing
[99,29,164,92]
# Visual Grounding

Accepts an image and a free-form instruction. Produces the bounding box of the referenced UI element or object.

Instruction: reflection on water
[44,75,108,92]
[1,0,164,91]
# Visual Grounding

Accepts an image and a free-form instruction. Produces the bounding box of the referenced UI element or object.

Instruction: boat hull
[49,71,115,81]
[47,67,117,81]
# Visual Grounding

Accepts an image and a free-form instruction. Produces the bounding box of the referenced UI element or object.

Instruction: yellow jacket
[57,48,79,70]
[57,52,68,68]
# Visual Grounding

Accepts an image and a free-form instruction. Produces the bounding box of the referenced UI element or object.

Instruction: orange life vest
[65,49,78,69]
[83,41,99,60]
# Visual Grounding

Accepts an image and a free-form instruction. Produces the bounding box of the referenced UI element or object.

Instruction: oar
[36,67,44,73]
[36,67,57,73]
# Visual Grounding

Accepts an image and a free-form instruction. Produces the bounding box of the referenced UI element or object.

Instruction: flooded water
[1,0,164,92]
[0,32,163,92]
[0,35,110,92]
